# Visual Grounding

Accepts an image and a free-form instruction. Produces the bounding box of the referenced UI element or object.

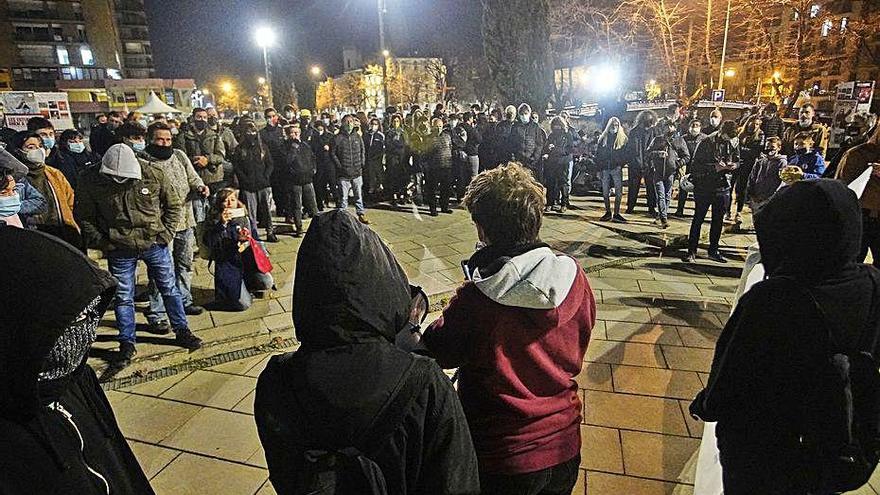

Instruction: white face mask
[689,127,701,136]
[519,114,530,123]
[26,147,46,165]
[799,116,812,127]
[709,117,721,126]
[170,127,179,136]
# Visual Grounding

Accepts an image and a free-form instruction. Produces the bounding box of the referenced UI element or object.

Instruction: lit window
[80,45,94,65]
[792,9,799,20]
[840,17,848,33]
[821,19,833,36]
[810,4,820,18]
[107,68,122,79]
[56,45,69,64]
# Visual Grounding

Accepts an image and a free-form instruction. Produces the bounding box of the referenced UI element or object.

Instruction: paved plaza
[89,193,880,495]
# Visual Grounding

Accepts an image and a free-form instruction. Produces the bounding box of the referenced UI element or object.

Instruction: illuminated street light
[594,65,621,94]
[257,77,266,85]
[220,81,233,93]
[772,70,782,79]
[254,25,276,108]
[202,88,210,95]
[382,49,390,58]
[724,68,736,78]
[310,66,322,77]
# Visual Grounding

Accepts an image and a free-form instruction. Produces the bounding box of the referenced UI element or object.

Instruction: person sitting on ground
[786,133,826,180]
[691,179,880,494]
[420,163,596,495]
[596,116,628,222]
[255,210,479,495]
[0,227,154,494]
[203,188,274,311]
[53,129,100,189]
[0,147,45,228]
[747,136,787,213]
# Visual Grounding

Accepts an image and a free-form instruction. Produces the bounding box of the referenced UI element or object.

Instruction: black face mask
[193,120,208,131]
[208,117,219,127]
[146,143,174,160]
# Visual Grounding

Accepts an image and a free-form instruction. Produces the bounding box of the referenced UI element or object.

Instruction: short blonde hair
[463,162,545,246]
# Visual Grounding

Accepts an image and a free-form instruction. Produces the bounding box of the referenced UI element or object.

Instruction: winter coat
[332,128,365,179]
[462,122,482,156]
[739,132,765,169]
[747,153,787,204]
[427,129,454,170]
[203,214,264,306]
[782,121,830,157]
[174,125,227,185]
[691,179,880,491]
[26,164,79,244]
[595,132,627,170]
[787,151,826,179]
[214,124,238,156]
[255,211,480,495]
[479,121,501,167]
[495,120,516,163]
[682,132,707,170]
[761,114,785,139]
[48,148,99,190]
[0,228,154,495]
[282,139,316,186]
[75,161,182,253]
[139,148,204,230]
[689,134,740,194]
[0,148,46,223]
[451,125,468,160]
[646,133,690,178]
[836,141,880,217]
[385,127,406,157]
[232,137,274,192]
[311,131,335,173]
[626,124,661,171]
[364,130,385,161]
[423,242,596,475]
[543,129,573,175]
[259,123,286,166]
[88,124,117,157]
[510,121,544,165]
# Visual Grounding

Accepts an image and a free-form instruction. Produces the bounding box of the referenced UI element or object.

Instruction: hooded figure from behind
[691,179,880,494]
[254,210,479,495]
[0,228,153,494]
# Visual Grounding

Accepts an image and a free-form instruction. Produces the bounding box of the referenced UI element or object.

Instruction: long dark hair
[210,187,246,224]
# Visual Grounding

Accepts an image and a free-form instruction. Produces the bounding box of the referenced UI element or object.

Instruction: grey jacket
[173,125,226,185]
[139,149,204,230]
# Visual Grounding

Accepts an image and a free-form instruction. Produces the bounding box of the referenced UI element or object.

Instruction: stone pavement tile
[208,355,266,376]
[247,446,268,469]
[676,327,721,349]
[574,362,613,392]
[114,395,202,443]
[573,469,586,495]
[385,240,421,252]
[245,355,275,377]
[195,319,269,344]
[698,373,711,387]
[583,390,689,436]
[846,484,879,495]
[586,472,694,495]
[596,267,655,280]
[679,400,704,438]
[621,430,699,483]
[449,240,477,255]
[604,321,683,346]
[580,425,624,473]
[649,268,712,283]
[150,453,267,495]
[661,296,731,313]
[406,244,458,260]
[262,312,292,332]
[697,283,737,297]
[121,372,192,397]
[600,290,665,307]
[160,370,257,410]
[868,466,880,494]
[210,299,284,327]
[662,346,715,373]
[128,441,180,479]
[277,295,292,312]
[585,340,667,368]
[185,311,216,331]
[105,390,131,408]
[611,365,703,400]
[649,308,723,329]
[161,408,262,463]
[588,277,642,292]
[591,321,607,340]
[408,273,453,296]
[596,304,653,324]
[256,480,277,495]
[234,390,256,415]
[639,280,703,296]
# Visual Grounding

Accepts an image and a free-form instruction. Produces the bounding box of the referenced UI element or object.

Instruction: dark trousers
[862,210,880,269]
[315,160,338,209]
[676,186,689,215]
[688,190,728,254]
[545,164,568,207]
[365,155,384,194]
[480,455,580,495]
[733,163,753,213]
[425,167,452,211]
[627,165,657,213]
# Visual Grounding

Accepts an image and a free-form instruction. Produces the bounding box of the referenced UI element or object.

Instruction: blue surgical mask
[131,141,146,153]
[519,114,530,124]
[0,193,22,217]
[43,137,56,150]
[68,142,85,153]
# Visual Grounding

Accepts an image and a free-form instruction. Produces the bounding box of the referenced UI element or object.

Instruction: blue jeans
[146,228,195,324]
[108,243,188,344]
[600,167,623,214]
[338,176,365,215]
[653,174,675,221]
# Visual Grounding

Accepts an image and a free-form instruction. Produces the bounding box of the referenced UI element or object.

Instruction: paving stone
[621,430,700,483]
[210,300,284,327]
[604,321,683,345]
[121,372,192,397]
[596,267,655,280]
[247,446,268,469]
[585,340,667,368]
[114,395,202,444]
[406,244,458,260]
[105,390,131,408]
[589,277,642,292]
[262,312,292,332]
[573,469,586,495]
[649,308,723,329]
[596,304,653,324]
[676,327,721,349]
[679,400,704,438]
[583,390,689,436]
[612,365,703,400]
[207,354,266,375]
[161,408,262,463]
[586,471,694,495]
[662,346,715,372]
[160,370,257,409]
[580,425,624,473]
[600,290,665,307]
[639,280,704,296]
[128,441,180,479]
[234,389,256,415]
[574,362,613,392]
[246,355,275,377]
[150,453,267,495]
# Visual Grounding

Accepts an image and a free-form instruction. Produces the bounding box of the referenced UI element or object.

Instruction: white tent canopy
[135,91,182,114]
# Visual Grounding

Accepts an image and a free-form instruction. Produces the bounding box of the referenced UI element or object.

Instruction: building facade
[0,0,155,91]
[57,78,194,125]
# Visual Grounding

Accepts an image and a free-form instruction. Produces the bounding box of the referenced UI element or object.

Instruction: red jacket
[423,246,595,474]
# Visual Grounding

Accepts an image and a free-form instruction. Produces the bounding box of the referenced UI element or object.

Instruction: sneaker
[682,252,697,263]
[599,212,613,222]
[184,305,205,316]
[551,205,562,213]
[119,342,137,362]
[625,208,635,215]
[734,213,742,224]
[441,209,453,214]
[612,214,628,223]
[429,208,439,217]
[545,206,553,213]
[653,218,661,225]
[266,232,279,243]
[671,211,685,218]
[175,330,203,351]
[660,219,669,229]
[293,230,303,238]
[559,205,567,213]
[148,320,171,335]
[708,251,728,264]
[358,214,371,225]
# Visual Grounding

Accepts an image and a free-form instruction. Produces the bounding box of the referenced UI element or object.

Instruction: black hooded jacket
[254,211,479,495]
[690,180,880,489]
[0,228,153,495]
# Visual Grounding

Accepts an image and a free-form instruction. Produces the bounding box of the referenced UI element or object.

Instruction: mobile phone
[228,207,247,219]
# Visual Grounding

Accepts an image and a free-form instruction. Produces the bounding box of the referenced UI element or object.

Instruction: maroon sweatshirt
[423,246,595,474]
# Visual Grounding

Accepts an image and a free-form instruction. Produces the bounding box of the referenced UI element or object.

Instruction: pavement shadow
[644,261,742,279]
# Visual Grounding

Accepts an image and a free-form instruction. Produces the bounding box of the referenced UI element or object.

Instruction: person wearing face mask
[509,104,545,182]
[259,108,289,216]
[297,109,318,146]
[704,108,723,136]
[496,105,518,165]
[0,166,24,227]
[311,120,338,211]
[51,130,99,190]
[424,117,454,216]
[282,104,296,124]
[747,137,787,213]
[320,112,334,133]
[174,107,227,221]
[332,114,369,224]
[232,118,278,242]
[27,116,58,166]
[542,116,574,213]
[683,121,740,263]
[786,133,826,180]
[10,131,79,246]
[280,124,319,236]
[385,114,409,206]
[730,116,765,224]
[363,117,386,199]
[625,110,661,216]
[760,102,786,139]
[596,117,628,222]
[116,121,147,155]
[478,109,500,171]
[646,119,690,229]
[0,147,46,226]
[449,114,469,200]
[674,119,708,217]
[405,117,430,206]
[207,106,238,159]
[0,228,157,495]
[89,111,124,158]
[782,103,829,157]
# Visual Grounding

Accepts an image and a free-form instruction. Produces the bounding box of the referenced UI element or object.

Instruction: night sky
[144,0,483,95]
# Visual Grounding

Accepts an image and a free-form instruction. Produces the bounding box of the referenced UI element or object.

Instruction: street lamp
[221,81,233,93]
[381,50,390,110]
[310,66,322,77]
[254,25,276,108]
[724,68,736,78]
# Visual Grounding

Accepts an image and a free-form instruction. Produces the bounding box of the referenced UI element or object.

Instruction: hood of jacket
[99,143,142,180]
[0,147,28,180]
[755,179,861,281]
[293,210,411,350]
[0,228,116,421]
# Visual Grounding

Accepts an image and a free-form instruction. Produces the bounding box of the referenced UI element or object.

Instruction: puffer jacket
[282,139,317,186]
[174,125,226,185]
[427,129,454,170]
[139,148,204,230]
[232,137,274,192]
[463,123,482,157]
[510,121,544,165]
[332,128,365,179]
[75,161,182,253]
[690,134,741,194]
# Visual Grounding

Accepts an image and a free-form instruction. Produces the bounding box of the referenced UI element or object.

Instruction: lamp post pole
[378,0,389,109]
[717,0,732,91]
[262,45,274,109]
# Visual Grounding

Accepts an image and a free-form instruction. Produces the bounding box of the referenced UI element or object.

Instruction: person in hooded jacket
[747,136,787,213]
[311,120,337,211]
[233,118,278,243]
[674,119,708,217]
[421,163,595,495]
[0,227,154,495]
[731,116,765,223]
[385,113,409,205]
[333,114,370,224]
[254,210,480,495]
[625,110,661,216]
[281,124,318,236]
[690,179,880,494]
[647,118,690,229]
[542,116,574,213]
[0,147,46,227]
[363,117,385,198]
[510,104,545,182]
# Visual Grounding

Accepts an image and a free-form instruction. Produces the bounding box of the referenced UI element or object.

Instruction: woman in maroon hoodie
[422,162,596,495]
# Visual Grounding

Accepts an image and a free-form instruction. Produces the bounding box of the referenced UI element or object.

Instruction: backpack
[790,272,880,492]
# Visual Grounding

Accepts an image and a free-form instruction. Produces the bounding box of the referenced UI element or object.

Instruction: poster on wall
[0,91,74,131]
